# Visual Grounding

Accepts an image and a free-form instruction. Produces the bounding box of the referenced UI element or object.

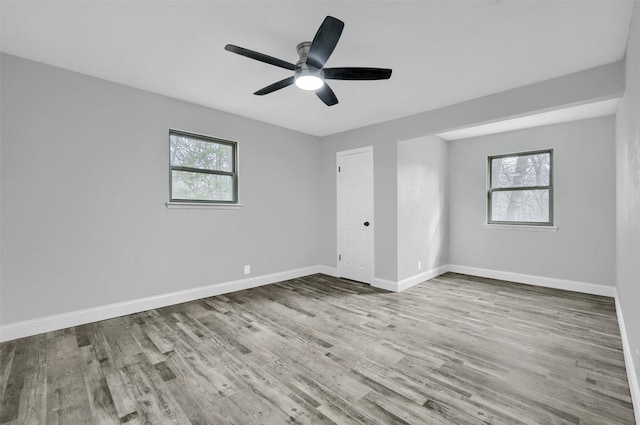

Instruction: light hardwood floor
[0,273,635,424]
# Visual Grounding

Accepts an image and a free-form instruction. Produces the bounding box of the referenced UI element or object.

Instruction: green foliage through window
[169,130,237,203]
[488,150,553,225]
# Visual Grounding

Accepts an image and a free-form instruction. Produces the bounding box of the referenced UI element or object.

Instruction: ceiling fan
[224,16,392,106]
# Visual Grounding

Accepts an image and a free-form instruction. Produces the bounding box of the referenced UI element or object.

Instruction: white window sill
[166,202,243,210]
[484,224,558,232]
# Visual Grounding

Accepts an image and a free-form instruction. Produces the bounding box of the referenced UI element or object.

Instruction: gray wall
[448,117,616,286]
[0,54,321,324]
[616,0,640,388]
[397,135,448,281]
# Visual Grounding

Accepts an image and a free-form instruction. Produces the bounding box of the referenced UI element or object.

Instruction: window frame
[169,129,238,204]
[487,148,554,226]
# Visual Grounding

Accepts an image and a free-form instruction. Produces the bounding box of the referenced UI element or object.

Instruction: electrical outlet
[244,265,250,275]
[417,261,422,271]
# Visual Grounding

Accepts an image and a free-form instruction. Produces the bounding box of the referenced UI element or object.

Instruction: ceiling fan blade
[225,44,296,71]
[324,67,392,80]
[307,16,344,69]
[254,77,295,95]
[316,83,338,106]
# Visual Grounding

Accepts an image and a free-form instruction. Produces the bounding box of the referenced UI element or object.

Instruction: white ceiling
[0,1,634,137]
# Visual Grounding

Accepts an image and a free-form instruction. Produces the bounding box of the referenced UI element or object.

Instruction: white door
[337,146,374,284]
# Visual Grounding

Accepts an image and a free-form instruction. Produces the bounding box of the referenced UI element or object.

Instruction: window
[488,149,553,225]
[169,130,237,203]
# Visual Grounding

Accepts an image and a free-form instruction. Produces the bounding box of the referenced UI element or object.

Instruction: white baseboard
[447,264,616,297]
[373,277,398,292]
[397,265,449,292]
[0,265,326,342]
[615,294,640,424]
[316,265,338,277]
[370,265,449,292]
[320,266,396,290]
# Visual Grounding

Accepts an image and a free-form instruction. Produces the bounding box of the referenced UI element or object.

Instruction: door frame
[336,146,375,284]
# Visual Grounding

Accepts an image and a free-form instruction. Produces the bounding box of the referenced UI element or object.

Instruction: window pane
[171,171,234,201]
[491,152,550,188]
[491,189,549,222]
[170,134,233,172]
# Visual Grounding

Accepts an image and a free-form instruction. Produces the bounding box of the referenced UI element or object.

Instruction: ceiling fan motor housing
[295,42,312,67]
[295,41,324,77]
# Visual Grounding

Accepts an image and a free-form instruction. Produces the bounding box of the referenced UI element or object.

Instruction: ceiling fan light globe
[295,75,324,91]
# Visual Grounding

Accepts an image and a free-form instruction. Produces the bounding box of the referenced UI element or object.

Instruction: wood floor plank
[0,341,16,404]
[44,332,94,425]
[1,339,28,424]
[79,345,120,425]
[99,358,137,420]
[128,322,166,365]
[0,272,636,424]
[16,336,47,425]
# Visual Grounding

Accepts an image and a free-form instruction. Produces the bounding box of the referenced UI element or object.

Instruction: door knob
[364,221,370,227]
